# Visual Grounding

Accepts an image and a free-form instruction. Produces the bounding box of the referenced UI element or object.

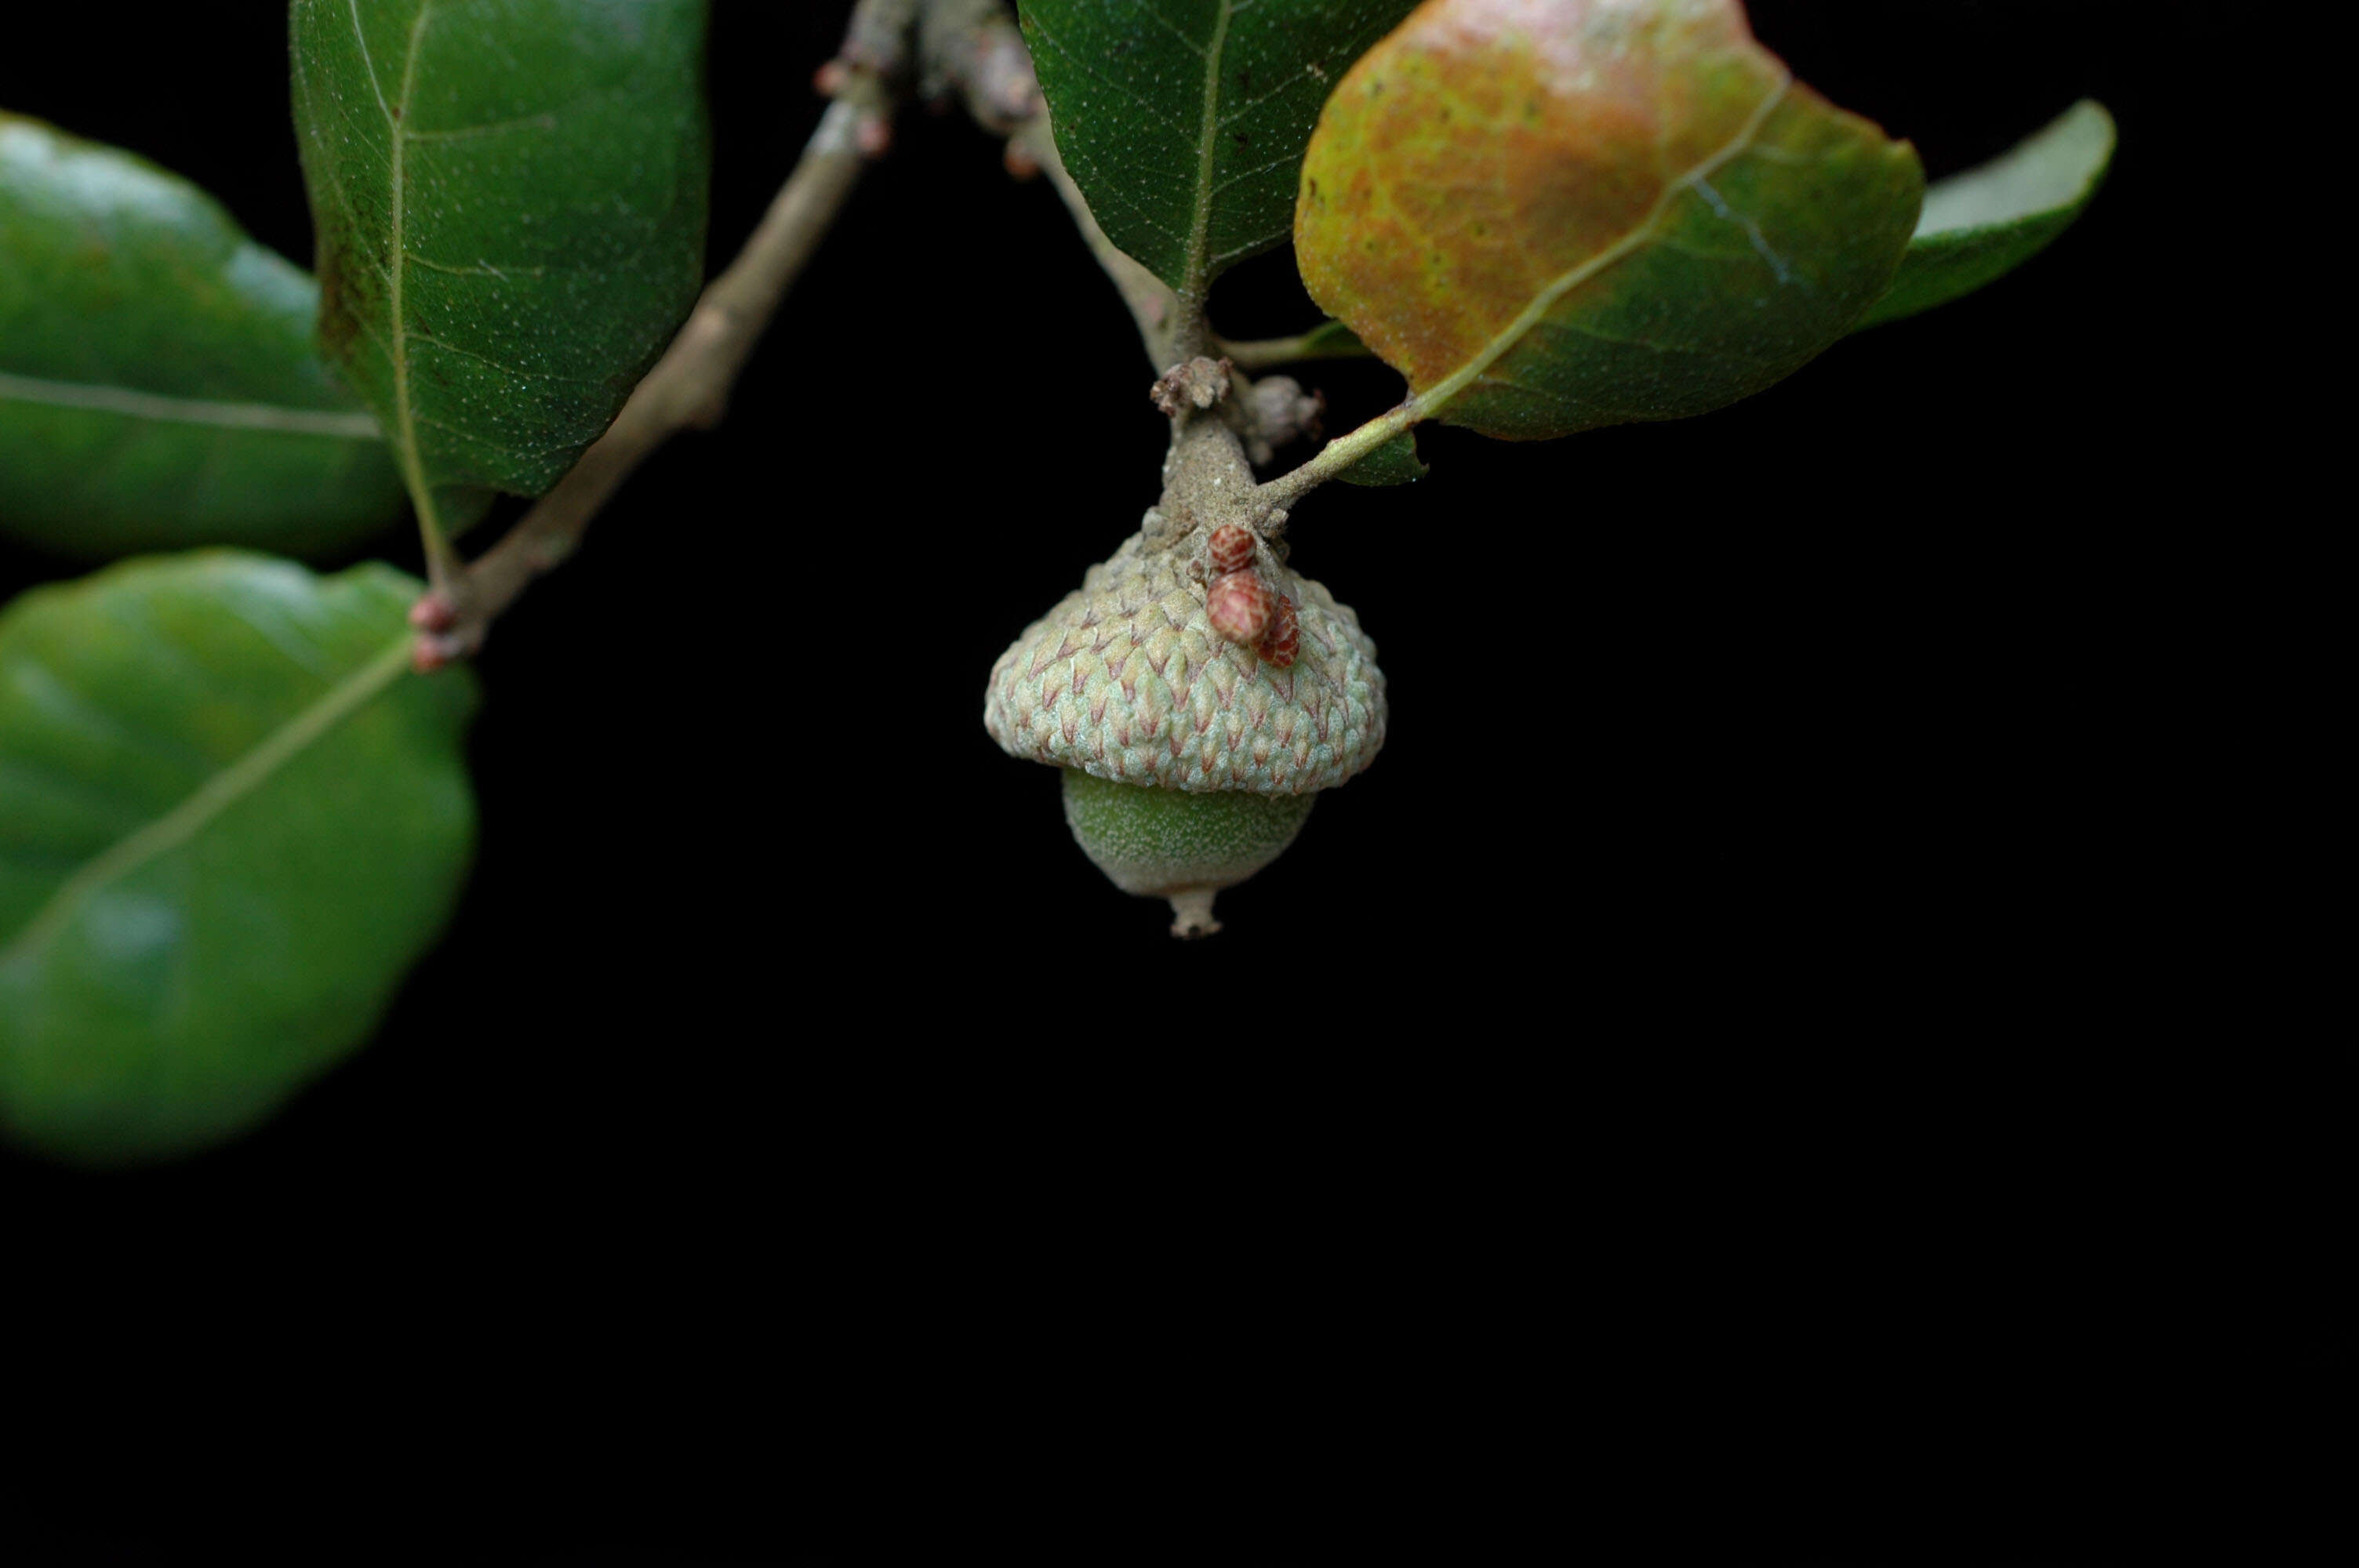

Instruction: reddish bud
[1206,523,1256,577]
[1206,570,1272,644]
[1258,594,1299,667]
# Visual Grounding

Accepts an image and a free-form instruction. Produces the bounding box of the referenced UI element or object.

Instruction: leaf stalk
[1252,400,1420,510]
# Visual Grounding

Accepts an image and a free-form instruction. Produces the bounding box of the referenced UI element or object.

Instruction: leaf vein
[1414,73,1794,418]
[1182,1,1238,300]
[0,372,385,439]
[345,0,395,122]
[409,335,604,384]
[0,637,413,969]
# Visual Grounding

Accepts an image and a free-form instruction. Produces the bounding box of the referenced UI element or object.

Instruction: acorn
[1060,769,1314,938]
[983,516,1385,935]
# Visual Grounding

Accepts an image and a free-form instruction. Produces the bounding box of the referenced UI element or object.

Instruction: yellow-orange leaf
[1295,0,1925,439]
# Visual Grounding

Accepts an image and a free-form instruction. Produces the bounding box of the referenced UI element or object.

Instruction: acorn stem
[1167,889,1223,939]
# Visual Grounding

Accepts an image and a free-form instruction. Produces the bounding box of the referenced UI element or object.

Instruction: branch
[411,23,898,666]
[1009,116,1183,372]
[838,0,921,73]
[929,4,1179,369]
[916,0,1039,132]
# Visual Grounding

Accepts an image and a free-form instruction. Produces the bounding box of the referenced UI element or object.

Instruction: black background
[0,4,2336,1564]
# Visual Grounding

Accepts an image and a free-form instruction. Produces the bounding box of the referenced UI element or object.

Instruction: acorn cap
[983,524,1385,793]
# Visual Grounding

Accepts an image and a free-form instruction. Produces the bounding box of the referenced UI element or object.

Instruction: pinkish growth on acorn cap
[1259,593,1300,667]
[1206,523,1256,577]
[1206,569,1273,644]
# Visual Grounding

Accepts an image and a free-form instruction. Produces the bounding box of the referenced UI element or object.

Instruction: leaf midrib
[387,2,436,529]
[1413,71,1794,422]
[344,0,438,524]
[1180,0,1238,307]
[0,633,414,969]
[0,369,383,439]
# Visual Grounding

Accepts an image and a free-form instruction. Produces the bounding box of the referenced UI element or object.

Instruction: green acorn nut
[1061,769,1316,938]
[984,511,1385,935]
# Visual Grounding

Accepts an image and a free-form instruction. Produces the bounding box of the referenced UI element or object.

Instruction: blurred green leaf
[0,552,477,1165]
[1020,0,1419,302]
[291,0,711,528]
[0,114,408,560]
[1855,100,2114,329]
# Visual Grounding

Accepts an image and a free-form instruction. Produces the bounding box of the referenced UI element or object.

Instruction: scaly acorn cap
[983,518,1386,795]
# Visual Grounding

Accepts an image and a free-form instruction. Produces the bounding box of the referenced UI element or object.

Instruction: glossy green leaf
[1295,0,1924,440]
[0,552,477,1165]
[291,0,711,531]
[1854,100,2114,330]
[0,114,407,560]
[1020,0,1420,303]
[1336,428,1425,485]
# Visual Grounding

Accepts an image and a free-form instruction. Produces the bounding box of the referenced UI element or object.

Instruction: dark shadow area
[2,4,2319,1562]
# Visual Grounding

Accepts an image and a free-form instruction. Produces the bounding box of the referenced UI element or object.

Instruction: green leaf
[1219,318,1371,369]
[1295,0,1924,441]
[0,114,408,561]
[1020,0,1420,303]
[290,0,711,531]
[1336,428,1425,485]
[1294,319,1371,360]
[1854,100,2114,330]
[0,552,477,1165]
